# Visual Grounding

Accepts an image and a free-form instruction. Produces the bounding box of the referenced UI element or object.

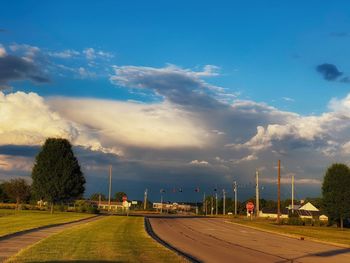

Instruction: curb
[224,220,350,249]
[0,214,101,241]
[144,217,202,263]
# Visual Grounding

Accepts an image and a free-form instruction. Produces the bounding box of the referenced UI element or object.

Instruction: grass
[0,209,93,237]
[230,217,350,246]
[8,216,185,263]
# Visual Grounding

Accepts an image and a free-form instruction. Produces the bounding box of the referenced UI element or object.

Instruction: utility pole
[108,165,112,211]
[211,196,213,216]
[277,160,281,223]
[256,169,260,217]
[233,181,237,215]
[215,192,218,216]
[98,194,101,207]
[291,175,294,214]
[203,192,206,214]
[144,188,148,210]
[222,189,226,215]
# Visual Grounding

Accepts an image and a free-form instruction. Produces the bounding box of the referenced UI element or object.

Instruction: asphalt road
[149,217,350,263]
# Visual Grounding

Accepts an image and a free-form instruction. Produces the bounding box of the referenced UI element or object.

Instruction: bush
[74,200,99,214]
[287,217,304,226]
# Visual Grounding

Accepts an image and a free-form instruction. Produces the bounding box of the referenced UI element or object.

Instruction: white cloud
[83,48,113,60]
[189,160,210,165]
[48,49,80,58]
[282,97,295,102]
[48,97,207,149]
[0,92,120,155]
[0,155,33,172]
[0,44,6,57]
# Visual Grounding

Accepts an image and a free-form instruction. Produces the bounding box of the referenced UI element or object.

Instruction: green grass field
[0,209,93,237]
[8,216,185,263]
[230,217,350,246]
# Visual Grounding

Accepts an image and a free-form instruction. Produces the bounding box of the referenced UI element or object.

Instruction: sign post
[246,201,255,220]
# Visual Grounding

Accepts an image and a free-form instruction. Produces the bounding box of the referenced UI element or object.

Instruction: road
[149,217,350,263]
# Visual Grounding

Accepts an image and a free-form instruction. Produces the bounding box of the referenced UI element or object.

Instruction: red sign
[246,201,254,212]
[122,195,127,201]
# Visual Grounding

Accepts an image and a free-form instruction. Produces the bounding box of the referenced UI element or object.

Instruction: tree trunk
[16,197,19,211]
[50,203,54,214]
[340,216,344,230]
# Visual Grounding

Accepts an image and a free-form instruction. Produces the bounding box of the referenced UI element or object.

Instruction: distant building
[259,208,289,219]
[153,202,192,212]
[91,201,129,211]
[259,202,328,221]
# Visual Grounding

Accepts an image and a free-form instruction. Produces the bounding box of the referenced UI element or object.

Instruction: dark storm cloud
[316,63,343,81]
[0,55,49,89]
[0,145,40,157]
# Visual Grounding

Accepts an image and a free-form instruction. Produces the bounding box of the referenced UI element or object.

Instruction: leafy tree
[3,179,31,209]
[322,163,350,229]
[0,183,8,202]
[115,191,127,202]
[90,193,106,201]
[31,138,85,213]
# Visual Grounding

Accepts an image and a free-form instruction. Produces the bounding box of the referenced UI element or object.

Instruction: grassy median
[230,217,350,246]
[0,209,93,237]
[8,216,185,262]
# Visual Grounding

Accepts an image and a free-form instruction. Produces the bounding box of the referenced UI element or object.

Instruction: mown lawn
[8,216,185,262]
[0,209,93,237]
[230,217,350,246]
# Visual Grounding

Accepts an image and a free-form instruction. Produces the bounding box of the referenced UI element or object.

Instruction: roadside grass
[0,209,93,237]
[230,217,350,246]
[8,216,185,263]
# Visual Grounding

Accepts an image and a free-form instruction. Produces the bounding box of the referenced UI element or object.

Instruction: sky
[1,1,350,202]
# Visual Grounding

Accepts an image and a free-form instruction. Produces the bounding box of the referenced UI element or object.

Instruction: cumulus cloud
[0,92,120,155]
[48,97,207,149]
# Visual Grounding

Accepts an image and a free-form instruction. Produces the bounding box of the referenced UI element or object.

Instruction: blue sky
[2,1,350,113]
[1,1,350,202]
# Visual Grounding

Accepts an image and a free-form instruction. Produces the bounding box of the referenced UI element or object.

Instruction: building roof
[299,202,319,211]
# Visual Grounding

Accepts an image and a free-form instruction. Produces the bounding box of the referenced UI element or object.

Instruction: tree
[31,138,85,213]
[115,191,127,202]
[90,193,106,201]
[322,163,350,229]
[3,179,31,209]
[0,183,8,202]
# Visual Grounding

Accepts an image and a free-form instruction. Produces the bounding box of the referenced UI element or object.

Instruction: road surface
[149,217,350,263]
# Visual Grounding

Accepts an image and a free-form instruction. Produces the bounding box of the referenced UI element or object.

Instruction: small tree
[90,193,106,201]
[3,179,31,209]
[115,192,127,202]
[322,163,350,229]
[31,138,85,213]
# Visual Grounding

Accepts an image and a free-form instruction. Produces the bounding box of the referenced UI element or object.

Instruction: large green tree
[31,138,85,212]
[322,163,350,229]
[3,179,31,208]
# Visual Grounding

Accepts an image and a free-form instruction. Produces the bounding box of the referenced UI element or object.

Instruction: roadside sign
[246,201,254,212]
[131,201,137,205]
